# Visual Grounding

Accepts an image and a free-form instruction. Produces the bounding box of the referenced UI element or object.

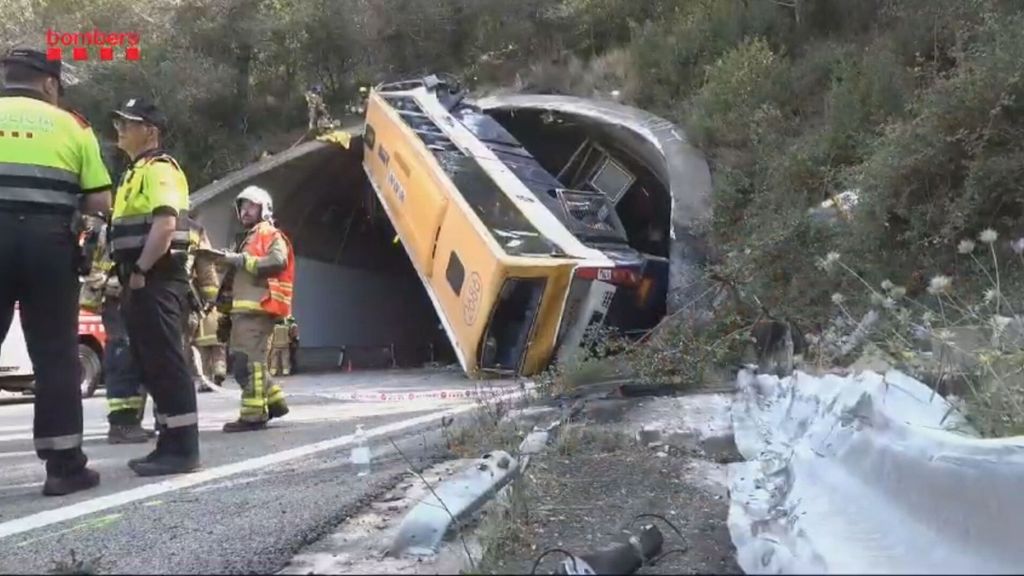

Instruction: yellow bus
[362,75,646,377]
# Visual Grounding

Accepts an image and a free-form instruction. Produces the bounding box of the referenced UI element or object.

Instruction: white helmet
[235,185,274,222]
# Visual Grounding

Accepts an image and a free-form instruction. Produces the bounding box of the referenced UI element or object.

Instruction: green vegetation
[5,0,1024,432]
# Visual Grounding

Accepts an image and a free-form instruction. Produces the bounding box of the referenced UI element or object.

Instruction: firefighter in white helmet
[214,185,293,432]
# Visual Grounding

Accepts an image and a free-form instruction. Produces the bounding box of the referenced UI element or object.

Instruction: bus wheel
[79,343,102,399]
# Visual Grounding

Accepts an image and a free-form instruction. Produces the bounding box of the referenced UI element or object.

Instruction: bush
[810,229,1024,437]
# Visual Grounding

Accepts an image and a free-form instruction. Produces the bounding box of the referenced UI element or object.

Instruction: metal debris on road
[388,450,520,558]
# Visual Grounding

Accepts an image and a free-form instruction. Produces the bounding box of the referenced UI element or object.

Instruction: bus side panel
[363,94,450,277]
[429,205,503,376]
[498,261,575,376]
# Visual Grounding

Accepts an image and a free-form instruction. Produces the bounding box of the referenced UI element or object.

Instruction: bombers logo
[45,28,142,61]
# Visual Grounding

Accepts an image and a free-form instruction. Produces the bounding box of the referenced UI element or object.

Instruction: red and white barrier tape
[343,387,525,403]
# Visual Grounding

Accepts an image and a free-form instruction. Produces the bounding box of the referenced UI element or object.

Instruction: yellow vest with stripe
[0,91,112,212]
[109,151,190,265]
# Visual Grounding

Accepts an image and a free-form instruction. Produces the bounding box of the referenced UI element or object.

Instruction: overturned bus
[190,75,711,378]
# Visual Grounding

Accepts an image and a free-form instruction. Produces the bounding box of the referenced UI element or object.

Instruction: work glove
[222,252,246,269]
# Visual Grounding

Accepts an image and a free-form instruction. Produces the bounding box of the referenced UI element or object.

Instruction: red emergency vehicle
[0,304,106,398]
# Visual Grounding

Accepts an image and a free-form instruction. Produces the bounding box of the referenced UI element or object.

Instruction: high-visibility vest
[237,221,295,318]
[0,90,112,213]
[109,149,190,265]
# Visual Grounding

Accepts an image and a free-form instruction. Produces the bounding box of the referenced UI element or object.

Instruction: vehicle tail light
[575,266,641,287]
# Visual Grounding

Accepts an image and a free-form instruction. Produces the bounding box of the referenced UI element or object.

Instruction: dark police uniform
[108,98,200,476]
[0,49,111,494]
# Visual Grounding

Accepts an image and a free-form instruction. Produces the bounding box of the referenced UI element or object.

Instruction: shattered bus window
[382,94,558,257]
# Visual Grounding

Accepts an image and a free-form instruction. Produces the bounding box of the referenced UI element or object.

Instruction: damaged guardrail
[388,401,572,560]
[728,368,1024,574]
[389,449,520,557]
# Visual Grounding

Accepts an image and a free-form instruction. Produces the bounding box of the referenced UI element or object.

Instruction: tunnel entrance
[482,108,673,333]
[483,109,673,261]
[193,96,680,375]
[192,138,457,373]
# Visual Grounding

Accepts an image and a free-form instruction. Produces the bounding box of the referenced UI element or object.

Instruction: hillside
[4,0,1023,434]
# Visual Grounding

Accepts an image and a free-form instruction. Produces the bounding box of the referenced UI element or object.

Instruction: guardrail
[728,368,1024,574]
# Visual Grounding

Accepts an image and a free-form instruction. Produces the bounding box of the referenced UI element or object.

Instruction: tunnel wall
[189,140,445,371]
[292,256,440,350]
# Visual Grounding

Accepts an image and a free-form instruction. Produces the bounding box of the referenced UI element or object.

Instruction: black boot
[108,423,151,444]
[128,422,167,467]
[268,401,289,420]
[129,425,200,477]
[43,467,100,496]
[43,449,100,496]
[223,419,267,433]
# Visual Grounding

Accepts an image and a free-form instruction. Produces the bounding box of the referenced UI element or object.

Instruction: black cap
[111,97,167,131]
[1,48,62,80]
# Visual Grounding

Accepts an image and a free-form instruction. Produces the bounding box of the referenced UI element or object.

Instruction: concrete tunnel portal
[190,94,711,375]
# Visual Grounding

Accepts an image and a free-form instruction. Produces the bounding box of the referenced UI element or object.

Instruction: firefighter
[0,48,112,496]
[215,185,293,432]
[304,85,338,134]
[80,214,156,444]
[182,213,222,392]
[108,96,200,476]
[269,317,292,377]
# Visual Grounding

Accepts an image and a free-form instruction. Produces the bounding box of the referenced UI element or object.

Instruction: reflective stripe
[231,300,265,313]
[200,286,219,298]
[194,335,219,346]
[34,434,82,450]
[0,162,79,184]
[240,362,267,419]
[160,412,198,428]
[110,235,146,251]
[267,385,285,404]
[0,186,77,207]
[112,214,154,226]
[244,255,258,275]
[108,397,143,412]
[110,230,190,252]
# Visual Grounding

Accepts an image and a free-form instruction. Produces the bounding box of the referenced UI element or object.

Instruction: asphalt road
[0,368,516,574]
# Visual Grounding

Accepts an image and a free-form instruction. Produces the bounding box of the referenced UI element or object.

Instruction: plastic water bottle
[351,424,371,477]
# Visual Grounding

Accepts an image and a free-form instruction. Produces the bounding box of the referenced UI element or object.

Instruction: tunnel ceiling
[191,137,406,273]
[473,93,715,315]
[192,92,716,317]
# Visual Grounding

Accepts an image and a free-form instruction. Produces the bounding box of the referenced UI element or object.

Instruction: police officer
[0,48,112,496]
[108,97,199,476]
[79,214,155,444]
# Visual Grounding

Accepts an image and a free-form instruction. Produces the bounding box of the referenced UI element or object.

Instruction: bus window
[479,277,547,373]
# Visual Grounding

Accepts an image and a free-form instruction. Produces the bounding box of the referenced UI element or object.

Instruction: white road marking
[0,402,456,444]
[0,398,494,542]
[0,479,41,487]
